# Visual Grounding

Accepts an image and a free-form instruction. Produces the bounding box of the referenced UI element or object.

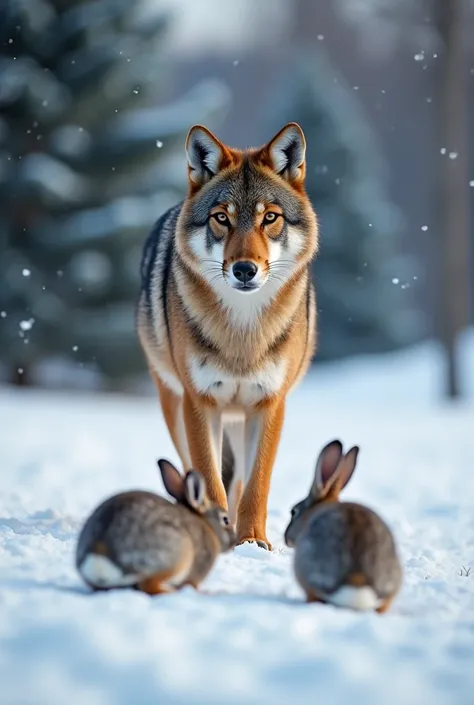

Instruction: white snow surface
[1,333,474,705]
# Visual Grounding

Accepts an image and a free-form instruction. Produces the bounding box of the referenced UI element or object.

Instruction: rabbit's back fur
[295,502,402,603]
[76,490,216,589]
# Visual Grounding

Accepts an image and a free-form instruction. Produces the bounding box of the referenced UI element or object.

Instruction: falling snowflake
[414,52,424,62]
[440,148,447,155]
[421,225,428,231]
[72,345,78,352]
[232,60,239,66]
[19,318,35,331]
[0,311,6,318]
[22,268,31,277]
[470,181,474,187]
[448,152,458,160]
[156,140,163,148]
[392,277,399,284]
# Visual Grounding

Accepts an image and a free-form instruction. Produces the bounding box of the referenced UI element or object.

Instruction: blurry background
[0,0,472,397]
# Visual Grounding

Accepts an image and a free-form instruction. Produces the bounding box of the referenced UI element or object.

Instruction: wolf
[137,122,318,549]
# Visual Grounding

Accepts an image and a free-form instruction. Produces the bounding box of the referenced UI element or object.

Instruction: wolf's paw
[236,537,272,551]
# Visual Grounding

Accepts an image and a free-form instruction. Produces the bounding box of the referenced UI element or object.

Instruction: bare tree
[340,0,472,397]
[434,0,471,398]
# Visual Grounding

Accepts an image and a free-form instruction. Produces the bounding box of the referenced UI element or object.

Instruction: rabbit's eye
[221,515,229,526]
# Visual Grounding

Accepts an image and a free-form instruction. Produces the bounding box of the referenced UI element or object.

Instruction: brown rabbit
[76,460,236,595]
[284,440,402,613]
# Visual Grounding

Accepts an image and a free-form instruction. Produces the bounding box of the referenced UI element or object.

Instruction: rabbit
[284,440,402,613]
[76,459,236,595]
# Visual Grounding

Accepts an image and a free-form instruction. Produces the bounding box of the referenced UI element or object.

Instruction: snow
[1,333,474,705]
[19,318,35,332]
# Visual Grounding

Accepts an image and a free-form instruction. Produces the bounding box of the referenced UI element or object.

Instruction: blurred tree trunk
[434,0,471,398]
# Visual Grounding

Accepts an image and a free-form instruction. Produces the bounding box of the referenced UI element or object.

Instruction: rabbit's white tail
[79,554,138,588]
[327,586,380,611]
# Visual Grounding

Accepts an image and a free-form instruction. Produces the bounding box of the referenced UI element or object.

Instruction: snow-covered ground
[1,333,474,705]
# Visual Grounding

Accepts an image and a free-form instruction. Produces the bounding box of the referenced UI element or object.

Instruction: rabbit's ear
[332,446,359,493]
[311,440,343,498]
[184,471,207,513]
[157,459,185,502]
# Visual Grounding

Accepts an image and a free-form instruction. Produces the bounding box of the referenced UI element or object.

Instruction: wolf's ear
[185,125,232,190]
[261,123,306,186]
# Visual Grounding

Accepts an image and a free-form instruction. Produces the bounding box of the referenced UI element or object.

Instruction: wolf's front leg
[237,400,285,550]
[182,392,228,509]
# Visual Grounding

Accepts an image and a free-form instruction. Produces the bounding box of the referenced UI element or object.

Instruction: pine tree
[263,51,422,362]
[0,0,227,388]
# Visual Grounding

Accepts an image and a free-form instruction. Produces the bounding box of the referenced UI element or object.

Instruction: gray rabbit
[284,440,402,613]
[76,459,236,595]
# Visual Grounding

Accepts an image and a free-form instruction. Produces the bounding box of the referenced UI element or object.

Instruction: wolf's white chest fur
[188,356,287,406]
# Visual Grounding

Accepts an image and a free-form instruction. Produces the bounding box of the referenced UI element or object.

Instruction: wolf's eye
[213,212,231,227]
[263,212,279,225]
[290,506,300,518]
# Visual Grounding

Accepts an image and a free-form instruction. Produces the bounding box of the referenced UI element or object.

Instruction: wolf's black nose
[232,261,257,283]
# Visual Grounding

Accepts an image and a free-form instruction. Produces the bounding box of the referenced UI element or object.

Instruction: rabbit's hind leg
[137,572,177,595]
[376,595,394,614]
[305,589,326,605]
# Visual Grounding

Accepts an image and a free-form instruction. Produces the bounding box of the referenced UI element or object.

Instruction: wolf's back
[138,203,183,339]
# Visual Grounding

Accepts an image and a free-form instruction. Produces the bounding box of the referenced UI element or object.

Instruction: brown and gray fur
[137,123,318,549]
[284,440,402,613]
[76,460,236,595]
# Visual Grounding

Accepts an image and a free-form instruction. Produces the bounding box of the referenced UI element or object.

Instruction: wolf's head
[176,123,318,317]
